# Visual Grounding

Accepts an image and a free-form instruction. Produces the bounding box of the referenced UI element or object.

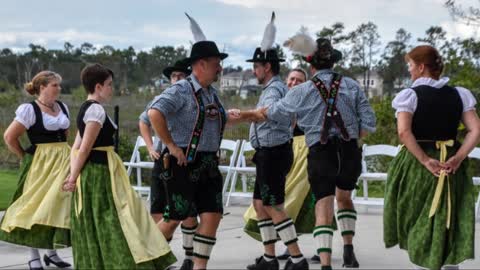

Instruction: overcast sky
[1,0,478,67]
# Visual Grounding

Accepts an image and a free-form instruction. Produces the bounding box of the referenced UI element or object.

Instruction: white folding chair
[123,136,154,201]
[219,139,241,199]
[225,140,256,206]
[467,147,480,218]
[352,144,400,206]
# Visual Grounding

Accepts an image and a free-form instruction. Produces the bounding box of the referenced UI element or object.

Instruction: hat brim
[185,53,228,65]
[245,58,286,63]
[302,49,343,63]
[163,67,192,78]
[332,49,342,62]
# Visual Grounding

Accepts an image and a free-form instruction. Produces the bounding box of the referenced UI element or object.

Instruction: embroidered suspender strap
[185,78,206,163]
[213,94,227,148]
[311,73,350,143]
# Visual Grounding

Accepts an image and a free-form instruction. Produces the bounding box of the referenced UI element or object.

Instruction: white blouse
[392,77,477,117]
[83,103,118,129]
[15,102,70,130]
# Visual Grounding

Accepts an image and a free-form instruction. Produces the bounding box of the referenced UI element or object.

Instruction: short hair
[24,71,62,96]
[261,61,280,75]
[80,63,114,94]
[405,45,443,79]
[288,68,308,81]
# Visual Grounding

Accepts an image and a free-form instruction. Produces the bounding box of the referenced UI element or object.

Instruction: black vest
[77,100,116,148]
[25,101,69,153]
[412,85,463,140]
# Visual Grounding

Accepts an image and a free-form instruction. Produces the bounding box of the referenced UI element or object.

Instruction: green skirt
[71,162,176,270]
[0,154,70,249]
[384,146,475,269]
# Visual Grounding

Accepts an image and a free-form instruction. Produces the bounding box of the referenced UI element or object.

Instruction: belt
[255,139,292,151]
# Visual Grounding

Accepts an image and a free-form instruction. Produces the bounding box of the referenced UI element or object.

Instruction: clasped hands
[422,154,463,177]
[227,107,268,122]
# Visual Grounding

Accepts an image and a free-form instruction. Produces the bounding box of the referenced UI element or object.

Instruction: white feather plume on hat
[185,12,206,42]
[283,26,317,56]
[260,12,276,52]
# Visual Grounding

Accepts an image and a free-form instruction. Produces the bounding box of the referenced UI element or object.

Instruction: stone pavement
[0,205,479,269]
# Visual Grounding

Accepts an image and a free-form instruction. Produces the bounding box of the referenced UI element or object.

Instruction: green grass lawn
[0,170,18,210]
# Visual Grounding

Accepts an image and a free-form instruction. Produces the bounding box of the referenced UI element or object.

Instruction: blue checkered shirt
[267,69,376,147]
[249,76,292,148]
[148,74,226,152]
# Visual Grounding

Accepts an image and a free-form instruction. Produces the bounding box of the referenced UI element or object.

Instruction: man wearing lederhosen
[138,59,196,269]
[246,46,309,270]
[263,38,376,270]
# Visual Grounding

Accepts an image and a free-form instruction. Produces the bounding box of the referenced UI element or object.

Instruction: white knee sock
[193,233,216,260]
[275,218,304,262]
[258,219,278,246]
[337,209,357,236]
[274,218,298,246]
[181,224,197,260]
[314,225,333,254]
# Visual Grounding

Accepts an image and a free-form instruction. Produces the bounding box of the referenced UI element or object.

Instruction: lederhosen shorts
[150,158,167,214]
[159,150,223,221]
[307,137,362,202]
[252,140,294,206]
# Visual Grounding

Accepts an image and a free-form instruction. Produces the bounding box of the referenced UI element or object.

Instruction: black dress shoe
[28,258,44,270]
[43,254,71,268]
[310,254,321,263]
[284,258,309,270]
[246,256,279,270]
[343,245,359,268]
[277,249,290,260]
[179,258,193,270]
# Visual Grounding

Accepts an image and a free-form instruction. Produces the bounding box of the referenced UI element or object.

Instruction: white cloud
[0,29,125,47]
[440,21,479,39]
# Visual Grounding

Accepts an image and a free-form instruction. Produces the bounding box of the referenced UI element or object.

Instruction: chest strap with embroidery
[311,73,350,144]
[185,78,226,162]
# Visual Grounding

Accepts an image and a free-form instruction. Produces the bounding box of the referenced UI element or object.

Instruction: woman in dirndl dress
[0,71,72,270]
[384,45,480,269]
[62,63,176,269]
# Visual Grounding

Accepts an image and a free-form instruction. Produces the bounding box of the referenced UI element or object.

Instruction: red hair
[405,45,444,79]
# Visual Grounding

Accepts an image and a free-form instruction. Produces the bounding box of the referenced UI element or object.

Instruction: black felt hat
[163,59,192,78]
[304,38,342,63]
[185,41,228,64]
[246,47,285,63]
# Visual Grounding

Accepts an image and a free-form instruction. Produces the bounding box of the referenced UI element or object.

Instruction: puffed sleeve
[456,86,477,112]
[83,103,106,126]
[14,103,35,129]
[392,88,417,117]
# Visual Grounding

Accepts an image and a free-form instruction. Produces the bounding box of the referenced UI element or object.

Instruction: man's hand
[228,109,241,120]
[147,147,161,160]
[359,130,369,138]
[167,143,187,166]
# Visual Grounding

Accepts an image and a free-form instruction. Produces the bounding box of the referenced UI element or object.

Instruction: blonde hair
[24,71,62,96]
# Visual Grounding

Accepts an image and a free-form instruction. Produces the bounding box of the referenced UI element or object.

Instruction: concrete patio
[0,204,479,269]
